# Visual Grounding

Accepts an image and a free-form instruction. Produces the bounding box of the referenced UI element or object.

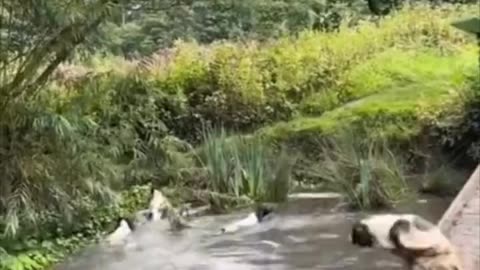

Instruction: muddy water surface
[54,195,452,270]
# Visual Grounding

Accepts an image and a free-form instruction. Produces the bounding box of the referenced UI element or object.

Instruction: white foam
[221,212,259,233]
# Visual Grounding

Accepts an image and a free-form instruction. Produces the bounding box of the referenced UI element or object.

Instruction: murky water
[53,195,452,270]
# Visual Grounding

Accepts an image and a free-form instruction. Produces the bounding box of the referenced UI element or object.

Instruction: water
[53,195,452,270]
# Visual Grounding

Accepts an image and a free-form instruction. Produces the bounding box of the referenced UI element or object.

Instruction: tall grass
[304,130,413,209]
[198,127,294,203]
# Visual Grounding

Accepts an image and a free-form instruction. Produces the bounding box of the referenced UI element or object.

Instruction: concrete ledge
[439,165,480,234]
[439,165,480,270]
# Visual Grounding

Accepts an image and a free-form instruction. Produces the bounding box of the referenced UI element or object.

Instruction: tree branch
[0,0,115,112]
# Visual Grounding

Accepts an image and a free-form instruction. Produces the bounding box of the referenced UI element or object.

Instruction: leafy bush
[0,99,119,238]
[0,48,191,270]
[263,46,478,145]
[0,185,152,270]
[76,5,477,143]
[420,75,480,165]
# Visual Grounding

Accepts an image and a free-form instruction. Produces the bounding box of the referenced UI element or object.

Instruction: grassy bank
[0,4,479,270]
[262,47,478,142]
[76,5,476,142]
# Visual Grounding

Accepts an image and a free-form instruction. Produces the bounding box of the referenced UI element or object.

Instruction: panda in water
[146,188,171,221]
[105,217,136,246]
[350,214,463,270]
[144,187,192,231]
[220,204,275,234]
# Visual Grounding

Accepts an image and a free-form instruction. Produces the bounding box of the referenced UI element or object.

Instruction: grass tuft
[197,127,295,205]
[301,130,413,210]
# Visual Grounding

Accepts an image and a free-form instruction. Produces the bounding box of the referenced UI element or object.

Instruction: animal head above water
[351,221,374,247]
[116,216,136,231]
[254,203,276,222]
[149,188,169,210]
[350,214,427,250]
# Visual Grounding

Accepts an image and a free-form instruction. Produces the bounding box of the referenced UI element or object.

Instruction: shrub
[0,98,120,238]
[64,69,194,186]
[0,59,194,270]
[420,75,480,166]
[263,46,478,144]
[0,185,152,270]
[70,5,477,143]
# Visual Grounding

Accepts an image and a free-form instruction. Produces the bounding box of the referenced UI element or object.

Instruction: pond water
[53,194,452,270]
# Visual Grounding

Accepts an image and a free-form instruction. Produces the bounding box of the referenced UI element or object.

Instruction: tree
[0,0,119,237]
[0,0,117,110]
[91,0,364,57]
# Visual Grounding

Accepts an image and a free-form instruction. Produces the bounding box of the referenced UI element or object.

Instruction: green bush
[263,46,478,144]
[74,5,477,143]
[60,68,194,186]
[0,55,192,270]
[0,94,120,238]
[0,185,152,270]
[420,75,480,165]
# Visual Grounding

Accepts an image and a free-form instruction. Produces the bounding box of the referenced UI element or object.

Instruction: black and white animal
[145,187,191,230]
[146,188,171,221]
[220,204,275,234]
[350,214,463,270]
[105,217,136,245]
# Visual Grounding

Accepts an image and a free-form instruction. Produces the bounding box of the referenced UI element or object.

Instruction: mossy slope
[263,47,478,142]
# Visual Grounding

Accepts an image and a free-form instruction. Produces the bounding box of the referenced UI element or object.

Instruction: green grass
[196,127,295,205]
[263,47,478,142]
[298,130,413,209]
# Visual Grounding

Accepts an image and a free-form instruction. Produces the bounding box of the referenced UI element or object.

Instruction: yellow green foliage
[262,46,478,142]
[60,5,476,142]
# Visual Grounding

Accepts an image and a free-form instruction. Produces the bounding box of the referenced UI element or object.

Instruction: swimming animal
[351,214,463,270]
[220,204,275,233]
[105,217,136,245]
[147,188,172,221]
